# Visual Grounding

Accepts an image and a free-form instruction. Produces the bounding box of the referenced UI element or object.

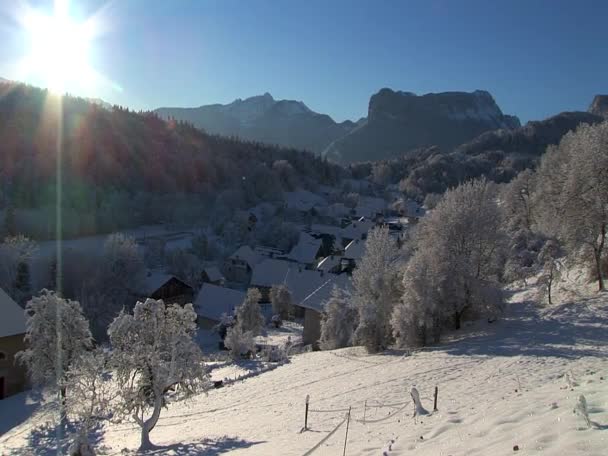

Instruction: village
[0,179,426,402]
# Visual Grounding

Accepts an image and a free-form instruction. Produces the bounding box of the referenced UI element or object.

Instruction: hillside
[155,93,356,154]
[324,89,521,163]
[0,82,343,238]
[2,276,606,455]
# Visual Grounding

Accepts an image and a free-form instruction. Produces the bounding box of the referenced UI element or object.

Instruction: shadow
[437,296,608,360]
[0,390,42,436]
[141,436,265,455]
[5,421,105,456]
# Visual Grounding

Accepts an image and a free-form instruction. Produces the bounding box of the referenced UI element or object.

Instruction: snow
[2,275,607,455]
[229,246,263,268]
[286,233,322,265]
[138,271,176,297]
[0,286,25,338]
[203,266,224,283]
[194,284,245,322]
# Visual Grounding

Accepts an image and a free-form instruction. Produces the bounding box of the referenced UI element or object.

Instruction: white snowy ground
[1,275,607,455]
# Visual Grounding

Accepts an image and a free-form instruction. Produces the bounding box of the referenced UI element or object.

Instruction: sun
[21,0,97,93]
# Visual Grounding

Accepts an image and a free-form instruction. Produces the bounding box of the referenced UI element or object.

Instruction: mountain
[155,93,356,154]
[324,88,521,163]
[589,95,608,118]
[454,110,604,157]
[387,108,605,198]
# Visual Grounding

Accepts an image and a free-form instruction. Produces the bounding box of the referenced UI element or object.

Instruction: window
[0,352,6,361]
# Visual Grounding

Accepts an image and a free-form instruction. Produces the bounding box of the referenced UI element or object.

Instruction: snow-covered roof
[284,190,327,212]
[341,219,374,241]
[317,255,341,272]
[229,246,262,268]
[286,233,322,265]
[0,287,25,338]
[138,271,190,296]
[309,224,343,238]
[353,196,386,218]
[251,259,292,288]
[251,259,352,312]
[344,239,366,260]
[204,266,224,283]
[322,203,350,218]
[194,284,245,322]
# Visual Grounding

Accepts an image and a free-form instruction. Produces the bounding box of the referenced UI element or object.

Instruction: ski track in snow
[1,280,607,455]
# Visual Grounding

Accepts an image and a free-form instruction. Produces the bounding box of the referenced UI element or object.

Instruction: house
[194,284,245,329]
[0,287,27,400]
[340,218,374,246]
[353,196,387,219]
[222,246,262,284]
[138,271,194,305]
[250,258,352,347]
[202,266,225,286]
[286,233,323,268]
[316,255,343,274]
[284,190,328,215]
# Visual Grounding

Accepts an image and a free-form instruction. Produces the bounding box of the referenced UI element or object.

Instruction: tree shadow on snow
[5,421,105,456]
[141,436,266,455]
[0,390,43,436]
[437,297,608,360]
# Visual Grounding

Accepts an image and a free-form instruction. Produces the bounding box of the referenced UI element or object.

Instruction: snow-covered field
[1,279,607,455]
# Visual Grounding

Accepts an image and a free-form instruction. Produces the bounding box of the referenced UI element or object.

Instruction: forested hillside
[0,83,343,239]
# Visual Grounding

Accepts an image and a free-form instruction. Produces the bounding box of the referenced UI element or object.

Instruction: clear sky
[0,0,606,123]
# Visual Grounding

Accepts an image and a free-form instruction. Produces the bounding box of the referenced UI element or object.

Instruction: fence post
[304,394,310,431]
[342,407,352,456]
[363,400,367,424]
[433,386,438,412]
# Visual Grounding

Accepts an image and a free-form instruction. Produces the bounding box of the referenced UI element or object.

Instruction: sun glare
[21,0,97,93]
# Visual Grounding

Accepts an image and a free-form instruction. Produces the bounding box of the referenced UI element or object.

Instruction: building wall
[302,308,321,349]
[222,260,251,284]
[0,333,27,400]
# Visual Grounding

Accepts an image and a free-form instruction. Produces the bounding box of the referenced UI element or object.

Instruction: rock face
[155,93,355,154]
[588,95,608,118]
[324,88,520,163]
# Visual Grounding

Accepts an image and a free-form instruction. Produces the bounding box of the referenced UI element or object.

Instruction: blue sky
[1,0,606,122]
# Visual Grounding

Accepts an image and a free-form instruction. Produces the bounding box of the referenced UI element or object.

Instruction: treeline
[0,82,344,239]
[349,111,604,202]
[322,120,608,352]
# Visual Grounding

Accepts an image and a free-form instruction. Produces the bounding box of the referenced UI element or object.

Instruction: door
[0,376,5,400]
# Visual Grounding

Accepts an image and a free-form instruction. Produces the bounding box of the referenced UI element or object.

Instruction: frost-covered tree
[166,249,202,290]
[270,285,293,320]
[0,235,37,303]
[319,286,357,350]
[18,290,93,399]
[537,240,563,305]
[65,349,114,456]
[535,121,608,290]
[108,299,207,450]
[224,325,256,360]
[235,288,264,335]
[411,179,505,330]
[101,233,145,297]
[392,250,441,348]
[352,227,402,352]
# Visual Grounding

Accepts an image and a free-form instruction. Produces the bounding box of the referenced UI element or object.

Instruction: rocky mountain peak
[589,95,608,118]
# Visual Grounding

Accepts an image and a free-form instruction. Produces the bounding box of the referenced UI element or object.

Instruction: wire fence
[300,387,438,455]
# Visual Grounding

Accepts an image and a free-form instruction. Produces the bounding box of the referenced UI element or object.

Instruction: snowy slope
[1,279,607,455]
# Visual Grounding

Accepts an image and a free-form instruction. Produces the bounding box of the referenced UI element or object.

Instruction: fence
[299,386,439,455]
